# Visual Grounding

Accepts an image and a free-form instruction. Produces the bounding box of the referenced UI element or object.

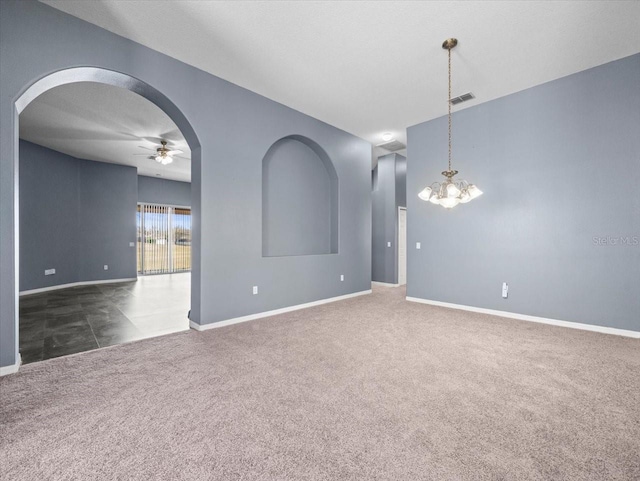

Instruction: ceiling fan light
[429,194,440,205]
[418,186,432,201]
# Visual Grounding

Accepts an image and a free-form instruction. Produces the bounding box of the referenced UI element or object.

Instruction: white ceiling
[39,1,640,166]
[20,82,192,182]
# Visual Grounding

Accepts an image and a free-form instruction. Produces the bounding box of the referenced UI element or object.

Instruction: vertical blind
[137,204,191,275]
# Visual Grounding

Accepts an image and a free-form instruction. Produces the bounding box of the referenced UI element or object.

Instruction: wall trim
[405,296,640,339]
[0,354,21,376]
[372,281,400,287]
[19,278,137,296]
[191,289,372,331]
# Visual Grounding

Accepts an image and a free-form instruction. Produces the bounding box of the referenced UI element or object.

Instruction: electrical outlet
[104,265,109,271]
[129,242,135,247]
[252,286,258,295]
[44,268,55,276]
[340,274,344,282]
[502,282,509,299]
[416,242,421,249]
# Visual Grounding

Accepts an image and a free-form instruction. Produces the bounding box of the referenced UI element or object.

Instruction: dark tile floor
[19,274,190,364]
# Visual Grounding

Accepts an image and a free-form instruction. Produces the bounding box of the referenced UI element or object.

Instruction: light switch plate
[104,265,109,270]
[416,242,421,249]
[387,242,391,247]
[340,274,344,282]
[129,242,135,247]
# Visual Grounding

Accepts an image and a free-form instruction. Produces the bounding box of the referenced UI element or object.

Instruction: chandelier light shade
[418,38,482,209]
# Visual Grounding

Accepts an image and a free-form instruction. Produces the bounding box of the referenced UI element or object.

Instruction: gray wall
[78,159,137,284]
[372,153,406,284]
[19,141,80,290]
[395,156,407,211]
[19,140,137,291]
[407,53,640,332]
[138,176,191,207]
[0,1,372,368]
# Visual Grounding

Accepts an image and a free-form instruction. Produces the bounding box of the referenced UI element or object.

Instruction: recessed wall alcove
[262,135,338,257]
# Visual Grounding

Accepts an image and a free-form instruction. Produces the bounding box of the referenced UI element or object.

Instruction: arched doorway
[10,67,202,369]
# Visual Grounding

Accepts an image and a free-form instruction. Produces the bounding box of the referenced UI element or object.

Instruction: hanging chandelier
[418,38,482,208]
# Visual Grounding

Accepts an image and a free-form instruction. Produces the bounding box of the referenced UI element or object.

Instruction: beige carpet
[1,286,638,480]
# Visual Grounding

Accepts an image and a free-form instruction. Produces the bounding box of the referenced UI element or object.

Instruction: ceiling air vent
[449,92,475,105]
[376,139,406,152]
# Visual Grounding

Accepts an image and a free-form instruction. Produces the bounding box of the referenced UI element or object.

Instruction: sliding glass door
[137,204,191,275]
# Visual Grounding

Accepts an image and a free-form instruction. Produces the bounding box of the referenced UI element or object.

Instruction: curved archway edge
[16,67,201,151]
[10,67,202,368]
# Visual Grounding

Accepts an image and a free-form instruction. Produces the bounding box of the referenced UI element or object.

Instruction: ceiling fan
[134,140,185,165]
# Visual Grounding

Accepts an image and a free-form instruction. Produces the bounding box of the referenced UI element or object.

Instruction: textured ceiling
[39,1,640,165]
[20,82,191,182]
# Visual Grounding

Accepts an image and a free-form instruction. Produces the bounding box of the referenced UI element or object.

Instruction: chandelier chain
[448,44,452,172]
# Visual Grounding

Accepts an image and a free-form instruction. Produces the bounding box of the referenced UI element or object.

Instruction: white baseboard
[20,278,137,296]
[406,297,640,339]
[191,289,372,332]
[372,281,400,287]
[0,354,22,376]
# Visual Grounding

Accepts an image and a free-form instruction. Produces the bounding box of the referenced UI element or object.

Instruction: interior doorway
[398,207,407,285]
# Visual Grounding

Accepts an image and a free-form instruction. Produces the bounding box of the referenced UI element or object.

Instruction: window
[137,204,191,274]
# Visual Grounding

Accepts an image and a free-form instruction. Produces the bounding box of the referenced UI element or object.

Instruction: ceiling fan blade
[167,149,183,155]
[174,155,190,161]
[141,132,182,145]
[138,146,157,152]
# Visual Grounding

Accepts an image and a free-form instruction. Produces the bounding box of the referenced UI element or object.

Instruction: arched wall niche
[10,67,203,364]
[262,135,338,257]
